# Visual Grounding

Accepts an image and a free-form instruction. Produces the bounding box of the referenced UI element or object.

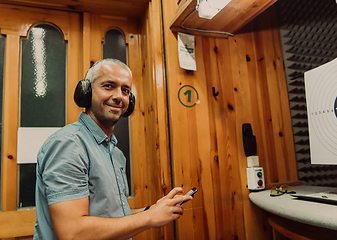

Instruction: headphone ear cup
[122,92,135,117]
[74,80,92,108]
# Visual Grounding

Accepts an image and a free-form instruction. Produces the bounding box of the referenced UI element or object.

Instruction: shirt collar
[78,112,118,146]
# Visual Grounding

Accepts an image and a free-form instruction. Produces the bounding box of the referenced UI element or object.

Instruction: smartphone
[178,187,198,205]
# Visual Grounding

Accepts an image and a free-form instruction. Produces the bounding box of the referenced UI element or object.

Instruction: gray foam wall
[276,0,337,186]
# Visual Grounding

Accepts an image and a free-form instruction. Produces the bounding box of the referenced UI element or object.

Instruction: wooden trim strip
[2,34,20,212]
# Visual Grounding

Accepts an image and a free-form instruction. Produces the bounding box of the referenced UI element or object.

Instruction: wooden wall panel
[203,36,247,239]
[228,28,271,240]
[161,1,296,239]
[67,13,82,124]
[136,0,174,238]
[129,24,153,240]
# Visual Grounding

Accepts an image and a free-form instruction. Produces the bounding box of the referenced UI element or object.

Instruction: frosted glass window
[19,24,66,208]
[0,31,5,211]
[103,29,132,195]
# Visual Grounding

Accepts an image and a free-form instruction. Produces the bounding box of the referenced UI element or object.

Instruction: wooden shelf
[170,0,277,37]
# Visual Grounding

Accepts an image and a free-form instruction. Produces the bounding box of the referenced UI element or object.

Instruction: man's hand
[144,187,193,228]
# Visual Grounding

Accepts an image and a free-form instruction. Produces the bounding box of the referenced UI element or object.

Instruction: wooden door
[0,4,81,239]
[83,12,165,239]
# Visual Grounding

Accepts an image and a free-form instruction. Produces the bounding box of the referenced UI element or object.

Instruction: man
[34,59,192,239]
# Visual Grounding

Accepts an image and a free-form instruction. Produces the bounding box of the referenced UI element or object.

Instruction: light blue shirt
[34,112,131,239]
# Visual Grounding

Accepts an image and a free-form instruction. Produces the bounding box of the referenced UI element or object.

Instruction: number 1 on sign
[178,85,199,108]
[184,90,191,102]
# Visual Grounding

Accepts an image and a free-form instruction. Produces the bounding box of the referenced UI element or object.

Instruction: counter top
[249,185,337,231]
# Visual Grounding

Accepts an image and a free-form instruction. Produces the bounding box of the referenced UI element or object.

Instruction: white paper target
[305,57,337,164]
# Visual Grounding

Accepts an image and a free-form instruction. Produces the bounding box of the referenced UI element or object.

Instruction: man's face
[88,64,132,129]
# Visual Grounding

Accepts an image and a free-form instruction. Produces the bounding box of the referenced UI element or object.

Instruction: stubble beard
[91,105,121,128]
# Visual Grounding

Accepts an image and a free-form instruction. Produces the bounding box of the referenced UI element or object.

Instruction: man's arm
[130,195,166,214]
[49,187,192,240]
[130,208,146,214]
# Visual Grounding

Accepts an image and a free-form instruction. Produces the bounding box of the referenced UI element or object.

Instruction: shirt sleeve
[38,134,90,205]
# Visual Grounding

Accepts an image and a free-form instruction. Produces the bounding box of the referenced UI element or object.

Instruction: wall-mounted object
[178,32,196,71]
[196,0,232,19]
[242,123,257,157]
[170,0,277,38]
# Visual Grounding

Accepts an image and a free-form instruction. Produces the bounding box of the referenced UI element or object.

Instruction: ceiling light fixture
[196,0,232,19]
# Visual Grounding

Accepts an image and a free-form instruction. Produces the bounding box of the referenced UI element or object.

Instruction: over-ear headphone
[73,79,135,117]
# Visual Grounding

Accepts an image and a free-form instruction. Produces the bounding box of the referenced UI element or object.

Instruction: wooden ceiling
[0,0,150,18]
